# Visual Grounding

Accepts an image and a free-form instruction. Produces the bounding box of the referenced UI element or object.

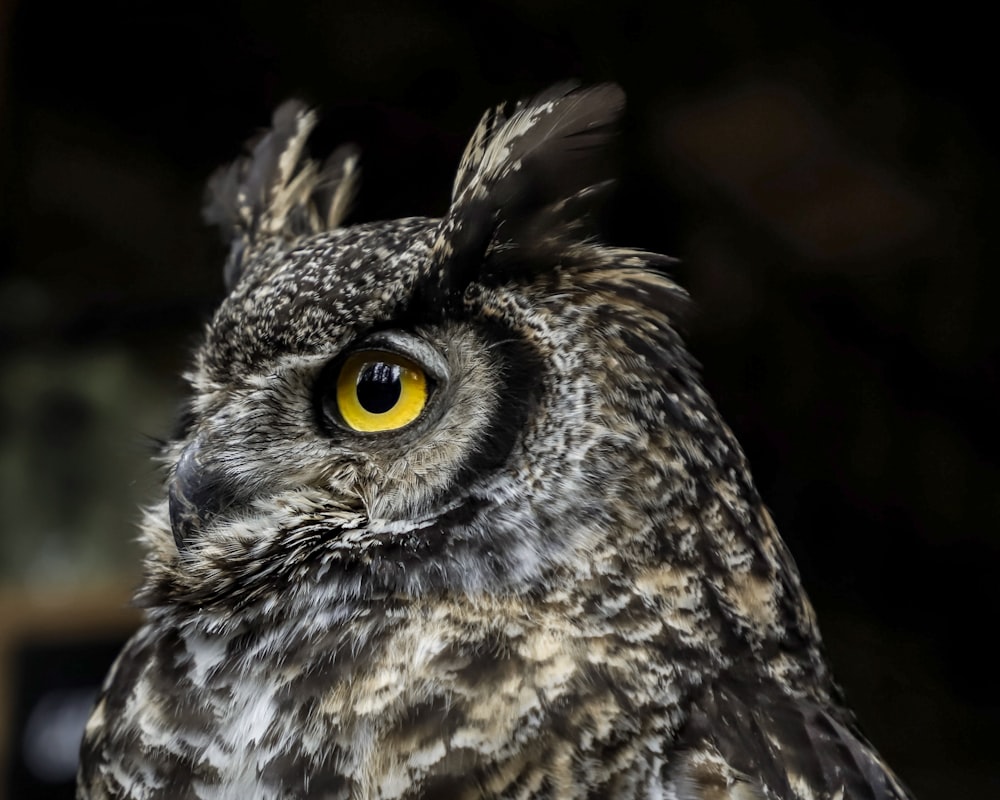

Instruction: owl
[77,85,914,800]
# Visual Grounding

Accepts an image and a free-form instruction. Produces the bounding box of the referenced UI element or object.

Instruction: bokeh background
[1,1,997,797]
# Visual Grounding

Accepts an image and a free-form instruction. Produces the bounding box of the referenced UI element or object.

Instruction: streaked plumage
[77,85,914,800]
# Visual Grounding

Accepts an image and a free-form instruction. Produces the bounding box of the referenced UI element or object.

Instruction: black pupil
[356,362,402,414]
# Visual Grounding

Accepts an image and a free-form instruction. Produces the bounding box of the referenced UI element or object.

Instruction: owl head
[141,86,812,662]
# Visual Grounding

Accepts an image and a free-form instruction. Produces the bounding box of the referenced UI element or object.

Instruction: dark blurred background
[0,1,997,797]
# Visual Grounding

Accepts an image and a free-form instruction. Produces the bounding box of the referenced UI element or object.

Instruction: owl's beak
[168,437,239,551]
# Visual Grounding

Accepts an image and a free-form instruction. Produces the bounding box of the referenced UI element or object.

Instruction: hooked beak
[167,437,241,550]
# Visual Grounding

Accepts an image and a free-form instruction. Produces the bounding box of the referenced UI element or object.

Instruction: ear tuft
[423,83,626,312]
[203,100,360,289]
[450,81,623,209]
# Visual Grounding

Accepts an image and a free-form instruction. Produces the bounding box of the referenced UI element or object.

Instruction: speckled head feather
[78,85,914,800]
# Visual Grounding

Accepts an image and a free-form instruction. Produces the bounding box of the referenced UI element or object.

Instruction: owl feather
[423,83,628,314]
[203,100,360,287]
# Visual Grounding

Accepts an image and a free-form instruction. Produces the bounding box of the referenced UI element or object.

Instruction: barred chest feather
[84,575,718,800]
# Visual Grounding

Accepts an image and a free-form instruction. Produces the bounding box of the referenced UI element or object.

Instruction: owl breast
[115,583,702,800]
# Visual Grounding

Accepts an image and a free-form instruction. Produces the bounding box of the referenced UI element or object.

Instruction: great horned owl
[77,85,913,800]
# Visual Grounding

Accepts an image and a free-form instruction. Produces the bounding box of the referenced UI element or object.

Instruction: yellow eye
[335,350,428,432]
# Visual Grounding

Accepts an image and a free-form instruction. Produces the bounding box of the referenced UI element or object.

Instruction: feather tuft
[203,100,360,289]
[421,83,626,314]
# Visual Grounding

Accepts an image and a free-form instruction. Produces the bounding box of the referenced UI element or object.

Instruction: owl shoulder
[659,672,913,800]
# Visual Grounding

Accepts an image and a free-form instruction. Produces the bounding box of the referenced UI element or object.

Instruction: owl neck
[136,447,830,702]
